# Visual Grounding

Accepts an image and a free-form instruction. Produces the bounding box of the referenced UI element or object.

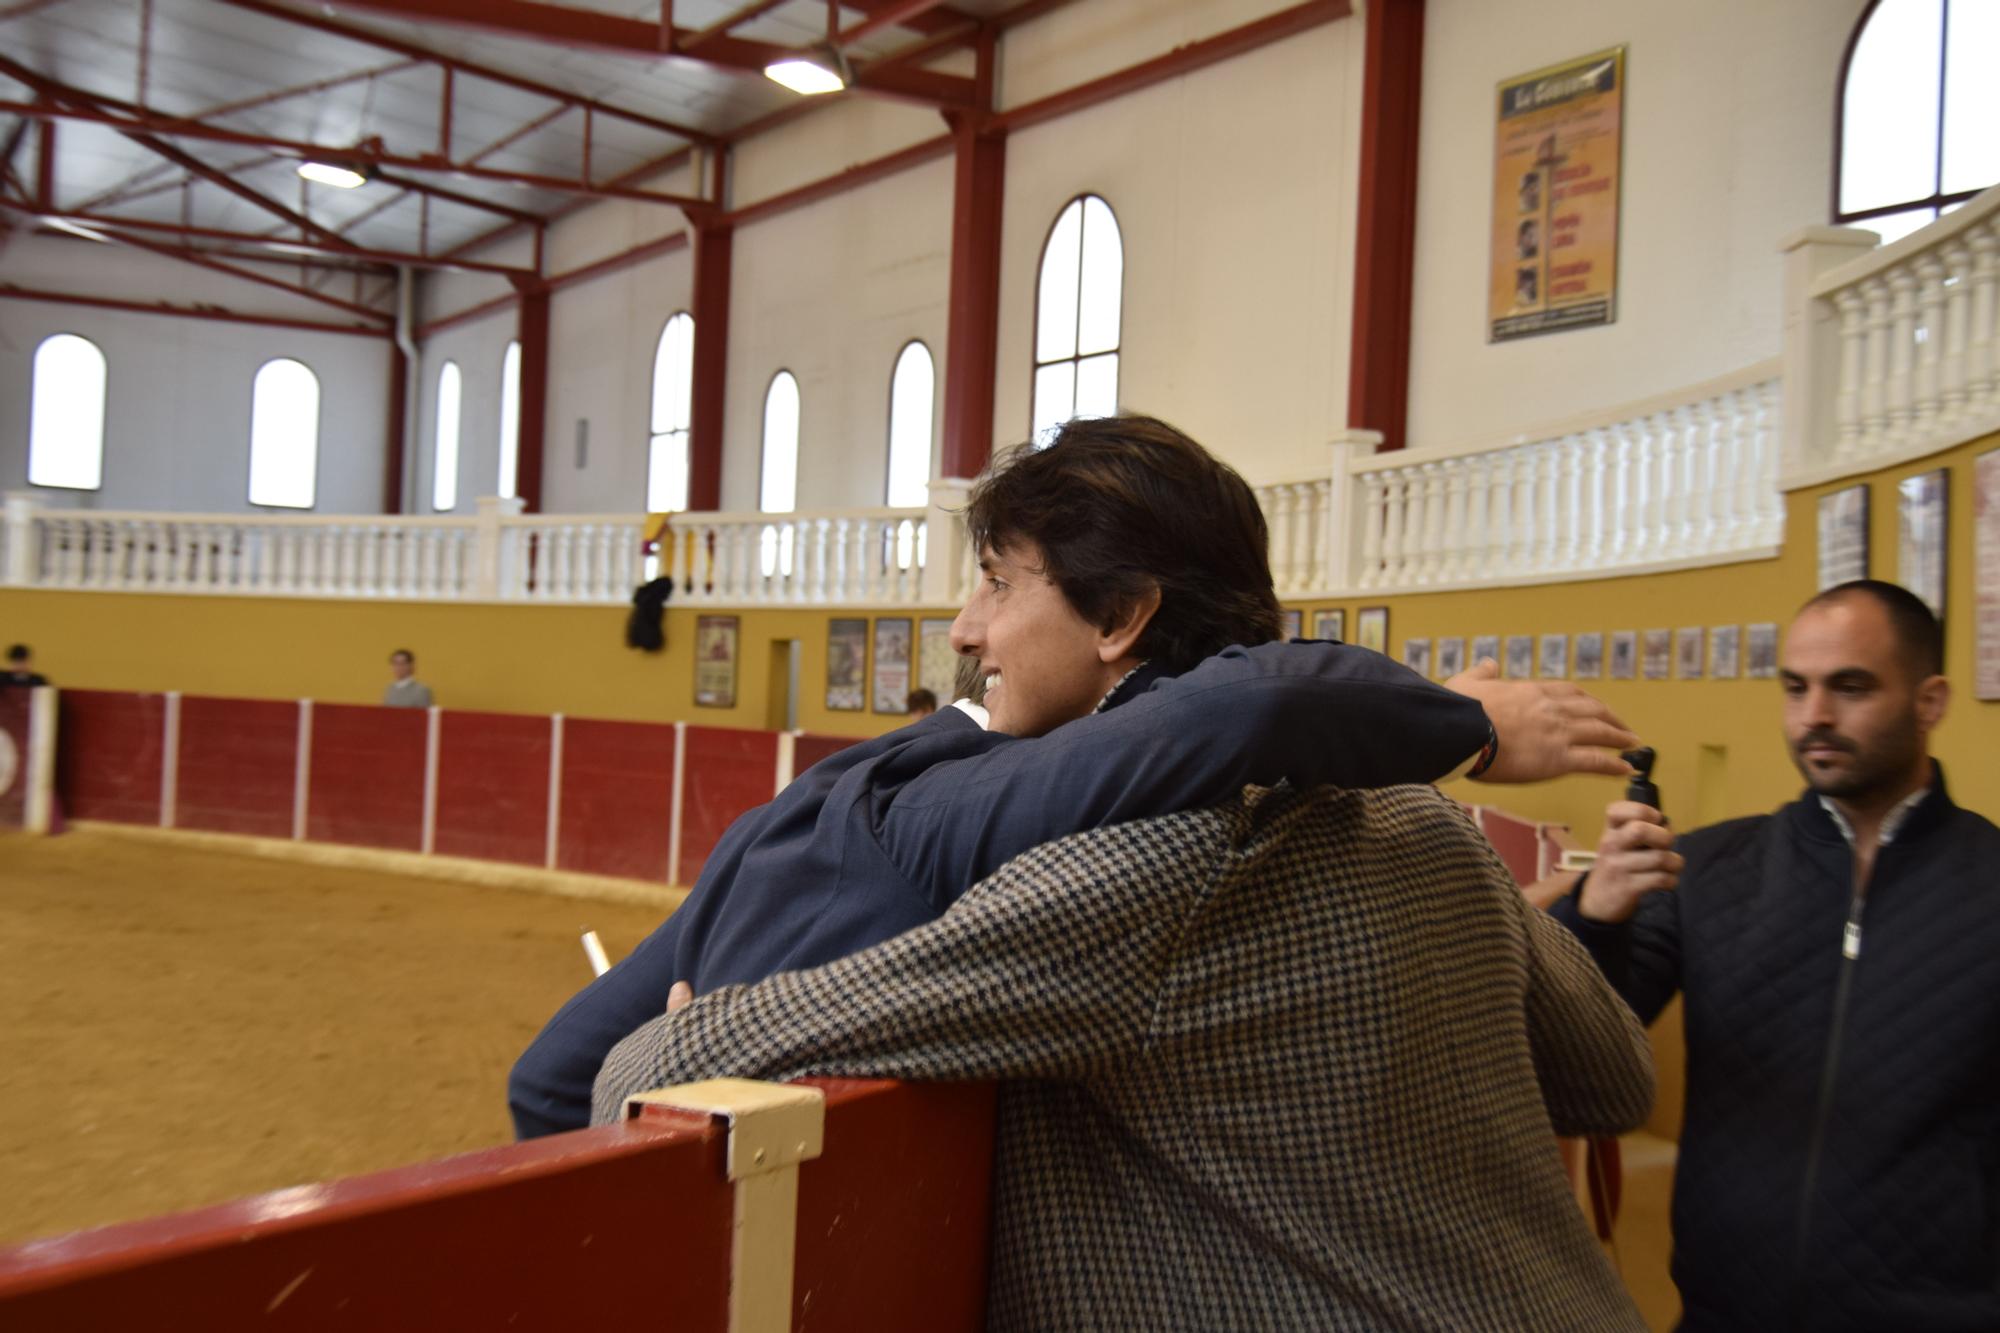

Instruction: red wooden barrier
[0,1079,996,1332]
[677,725,780,887]
[792,733,859,778]
[56,690,165,825]
[304,704,426,852]
[431,709,551,867]
[556,718,677,881]
[174,696,297,839]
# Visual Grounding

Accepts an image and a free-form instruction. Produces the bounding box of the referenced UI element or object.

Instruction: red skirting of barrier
[793,733,860,779]
[556,718,677,882]
[305,704,427,853]
[56,690,165,825]
[677,725,779,887]
[431,710,552,867]
[174,697,297,840]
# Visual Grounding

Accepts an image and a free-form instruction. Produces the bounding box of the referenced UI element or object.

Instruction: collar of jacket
[1786,758,1954,846]
[1096,661,1171,714]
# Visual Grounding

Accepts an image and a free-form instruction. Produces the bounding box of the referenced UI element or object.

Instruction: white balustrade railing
[1785,182,2000,485]
[650,508,929,607]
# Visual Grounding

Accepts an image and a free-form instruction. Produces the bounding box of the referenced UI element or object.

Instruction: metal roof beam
[53,220,394,322]
[0,283,390,336]
[213,0,715,145]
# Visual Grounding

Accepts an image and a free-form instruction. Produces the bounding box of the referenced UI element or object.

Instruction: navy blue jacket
[511,640,1489,1137]
[1552,767,2000,1332]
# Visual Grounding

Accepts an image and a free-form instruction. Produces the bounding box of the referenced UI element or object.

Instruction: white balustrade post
[1885,265,1919,445]
[3,492,36,587]
[1968,225,1999,410]
[472,496,526,600]
[1321,430,1375,594]
[1778,225,1880,475]
[1912,253,1947,436]
[920,478,974,608]
[1937,243,1971,426]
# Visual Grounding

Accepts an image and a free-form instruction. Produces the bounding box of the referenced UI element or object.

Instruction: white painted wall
[0,236,393,513]
[1405,0,1869,448]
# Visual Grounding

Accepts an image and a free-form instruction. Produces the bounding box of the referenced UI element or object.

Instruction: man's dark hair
[5,644,27,663]
[1803,579,1943,679]
[966,416,1283,674]
[906,688,938,713]
[390,648,415,664]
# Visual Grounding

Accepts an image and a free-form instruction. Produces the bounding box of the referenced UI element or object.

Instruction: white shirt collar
[1818,784,1929,850]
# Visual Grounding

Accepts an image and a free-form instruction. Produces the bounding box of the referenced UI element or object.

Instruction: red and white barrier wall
[52,689,861,887]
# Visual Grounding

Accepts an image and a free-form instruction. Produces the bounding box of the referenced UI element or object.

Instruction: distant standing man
[1,644,47,689]
[382,649,433,708]
[1552,580,2000,1331]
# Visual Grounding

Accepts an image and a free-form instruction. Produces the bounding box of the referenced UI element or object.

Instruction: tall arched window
[497,340,521,499]
[27,333,107,491]
[433,361,462,512]
[1031,194,1123,446]
[247,357,320,509]
[760,371,800,577]
[885,340,934,508]
[1837,0,1999,243]
[649,312,695,512]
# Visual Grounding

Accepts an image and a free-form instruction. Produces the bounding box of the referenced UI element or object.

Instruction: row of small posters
[1399,626,1779,682]
[826,616,961,714]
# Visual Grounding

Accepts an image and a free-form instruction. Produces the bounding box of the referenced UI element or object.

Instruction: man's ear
[1915,673,1950,733]
[1097,583,1162,664]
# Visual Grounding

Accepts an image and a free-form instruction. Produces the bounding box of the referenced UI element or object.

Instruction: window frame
[498,340,521,501]
[1832,0,1987,228]
[884,338,935,509]
[246,356,321,511]
[26,332,109,493]
[647,311,695,514]
[1029,192,1125,442]
[432,359,463,513]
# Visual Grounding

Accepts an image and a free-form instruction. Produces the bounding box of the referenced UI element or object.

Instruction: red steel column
[687,220,732,511]
[383,340,407,513]
[939,30,1004,480]
[1345,0,1424,453]
[517,280,552,513]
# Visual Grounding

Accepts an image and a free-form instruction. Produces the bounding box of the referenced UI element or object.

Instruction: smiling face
[1779,595,1945,808]
[948,541,1138,737]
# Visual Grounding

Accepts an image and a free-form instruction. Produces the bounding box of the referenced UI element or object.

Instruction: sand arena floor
[0,828,675,1246]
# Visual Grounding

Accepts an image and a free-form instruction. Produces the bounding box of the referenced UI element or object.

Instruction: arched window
[760,370,800,577]
[1031,194,1123,446]
[27,333,107,491]
[885,340,934,508]
[498,340,521,499]
[1837,0,1999,243]
[247,358,320,509]
[432,361,462,512]
[649,313,695,512]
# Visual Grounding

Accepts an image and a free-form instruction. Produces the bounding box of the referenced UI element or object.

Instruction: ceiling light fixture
[296,160,371,189]
[765,42,850,96]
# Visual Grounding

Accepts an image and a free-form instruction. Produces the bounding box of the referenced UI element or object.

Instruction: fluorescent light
[297,161,368,189]
[765,56,846,95]
[42,217,109,243]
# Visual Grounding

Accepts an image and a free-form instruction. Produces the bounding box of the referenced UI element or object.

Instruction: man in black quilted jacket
[1552,578,2000,1331]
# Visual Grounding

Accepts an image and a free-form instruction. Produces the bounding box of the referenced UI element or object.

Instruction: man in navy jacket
[1554,580,2000,1331]
[512,416,1638,1138]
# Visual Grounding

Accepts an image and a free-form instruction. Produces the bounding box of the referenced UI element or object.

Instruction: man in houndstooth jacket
[595,778,1654,1329]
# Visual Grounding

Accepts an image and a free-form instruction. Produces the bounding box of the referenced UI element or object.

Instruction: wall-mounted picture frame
[1746,622,1780,678]
[872,617,913,713]
[1312,609,1346,642]
[1977,448,2000,700]
[694,615,740,709]
[1505,635,1534,679]
[1436,636,1466,678]
[917,617,957,706]
[1403,637,1432,677]
[1710,624,1741,679]
[1676,626,1704,679]
[825,618,867,711]
[1574,631,1604,680]
[1898,468,1949,621]
[1609,631,1637,680]
[1282,609,1304,640]
[1817,483,1870,590]
[1538,633,1569,679]
[1357,607,1389,654]
[1471,634,1500,668]
[1642,629,1671,680]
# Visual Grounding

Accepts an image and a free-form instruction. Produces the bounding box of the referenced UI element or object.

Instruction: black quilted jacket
[1554,765,2000,1331]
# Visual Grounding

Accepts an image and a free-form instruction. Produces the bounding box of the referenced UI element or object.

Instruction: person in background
[1550,579,2000,1331]
[1,644,48,689]
[382,649,433,708]
[905,688,938,718]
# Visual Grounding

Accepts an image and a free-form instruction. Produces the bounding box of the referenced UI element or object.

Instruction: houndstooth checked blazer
[595,782,1654,1330]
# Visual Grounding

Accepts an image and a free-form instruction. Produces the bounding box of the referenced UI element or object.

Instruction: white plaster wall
[0,237,392,513]
[730,97,948,210]
[993,20,1363,486]
[996,0,1307,108]
[722,156,953,512]
[1405,0,1869,448]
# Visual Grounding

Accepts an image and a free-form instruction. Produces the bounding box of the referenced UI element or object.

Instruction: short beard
[1791,716,1923,803]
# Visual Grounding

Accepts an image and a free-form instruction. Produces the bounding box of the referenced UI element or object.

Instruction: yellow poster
[1488,48,1624,342]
